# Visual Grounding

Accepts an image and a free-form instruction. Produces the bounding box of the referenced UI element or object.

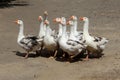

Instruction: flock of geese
[14,11,108,61]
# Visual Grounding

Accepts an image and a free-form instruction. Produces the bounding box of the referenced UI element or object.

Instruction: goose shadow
[55,50,83,63]
[88,53,104,59]
[38,49,52,58]
[12,49,53,58]
[55,50,104,62]
[12,51,39,58]
[12,49,104,62]
[0,0,29,8]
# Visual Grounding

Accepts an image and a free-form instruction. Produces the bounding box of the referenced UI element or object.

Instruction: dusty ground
[0,0,120,80]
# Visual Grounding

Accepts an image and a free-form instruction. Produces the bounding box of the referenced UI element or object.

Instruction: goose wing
[67,39,85,49]
[20,36,39,50]
[93,37,108,45]
[26,35,38,40]
[93,36,109,50]
[65,39,85,56]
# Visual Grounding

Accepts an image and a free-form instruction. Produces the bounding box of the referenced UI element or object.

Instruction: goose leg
[48,51,54,59]
[48,50,57,59]
[53,50,58,58]
[83,54,89,61]
[68,54,78,62]
[70,52,80,59]
[83,50,89,61]
[36,47,43,56]
[66,55,74,63]
[25,51,29,59]
[63,52,69,58]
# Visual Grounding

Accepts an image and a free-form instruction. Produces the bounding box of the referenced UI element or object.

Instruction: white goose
[38,11,49,38]
[38,16,45,38]
[43,11,48,31]
[69,15,83,40]
[68,20,79,41]
[53,17,63,39]
[37,11,49,51]
[35,15,46,54]
[14,20,40,58]
[43,11,55,36]
[80,17,109,60]
[43,20,58,57]
[58,17,86,60]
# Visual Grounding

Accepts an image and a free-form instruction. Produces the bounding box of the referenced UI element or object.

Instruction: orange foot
[25,54,28,59]
[82,55,89,61]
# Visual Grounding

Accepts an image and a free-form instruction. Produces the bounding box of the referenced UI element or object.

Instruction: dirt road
[0,0,120,80]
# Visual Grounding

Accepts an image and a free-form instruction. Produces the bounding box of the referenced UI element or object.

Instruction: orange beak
[66,21,70,25]
[44,21,48,24]
[13,20,18,24]
[44,11,48,15]
[38,16,42,21]
[69,16,74,20]
[44,21,46,24]
[80,17,83,21]
[53,18,57,22]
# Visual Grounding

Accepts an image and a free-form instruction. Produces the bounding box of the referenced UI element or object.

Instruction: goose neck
[18,23,24,42]
[83,20,90,37]
[74,21,77,32]
[58,24,62,36]
[45,25,50,36]
[62,25,66,37]
[70,25,74,38]
[39,21,44,36]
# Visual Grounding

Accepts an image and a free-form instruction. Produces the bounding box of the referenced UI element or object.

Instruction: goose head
[14,20,23,25]
[53,18,61,23]
[43,11,48,21]
[38,16,43,22]
[66,20,74,26]
[44,11,48,16]
[69,15,77,21]
[44,20,49,26]
[80,17,89,22]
